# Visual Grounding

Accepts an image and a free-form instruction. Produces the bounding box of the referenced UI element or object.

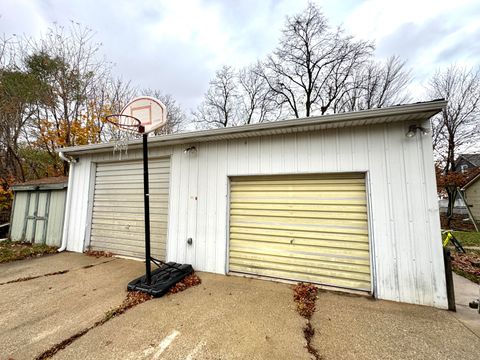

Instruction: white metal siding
[64,121,447,308]
[89,159,170,259]
[229,174,371,291]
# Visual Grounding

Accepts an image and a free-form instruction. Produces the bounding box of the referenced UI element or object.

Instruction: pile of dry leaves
[451,251,480,284]
[84,250,113,258]
[293,282,319,319]
[104,291,153,321]
[169,273,202,294]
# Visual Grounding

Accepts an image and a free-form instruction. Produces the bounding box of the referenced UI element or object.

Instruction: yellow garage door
[229,174,371,291]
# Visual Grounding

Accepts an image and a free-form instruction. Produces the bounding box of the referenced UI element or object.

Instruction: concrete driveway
[0,253,479,360]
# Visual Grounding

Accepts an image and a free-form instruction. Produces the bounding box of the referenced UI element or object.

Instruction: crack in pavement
[0,258,116,286]
[34,291,153,360]
[293,283,322,360]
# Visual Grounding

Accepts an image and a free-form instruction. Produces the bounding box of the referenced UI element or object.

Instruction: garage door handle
[290,239,294,244]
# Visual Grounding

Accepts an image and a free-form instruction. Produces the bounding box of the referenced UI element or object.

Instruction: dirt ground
[1,253,479,360]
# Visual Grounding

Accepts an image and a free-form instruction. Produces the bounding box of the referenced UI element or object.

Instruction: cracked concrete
[1,253,479,360]
[0,253,144,360]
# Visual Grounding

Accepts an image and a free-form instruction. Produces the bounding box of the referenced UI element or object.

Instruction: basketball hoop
[105,114,142,160]
[104,96,193,297]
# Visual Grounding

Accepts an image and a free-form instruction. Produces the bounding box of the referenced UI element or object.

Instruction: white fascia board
[57,100,446,156]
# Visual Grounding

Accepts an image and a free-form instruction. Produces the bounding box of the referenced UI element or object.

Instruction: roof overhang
[462,172,480,191]
[58,99,446,156]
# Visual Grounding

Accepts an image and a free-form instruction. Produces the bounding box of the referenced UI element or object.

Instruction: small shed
[9,177,68,246]
[462,172,480,226]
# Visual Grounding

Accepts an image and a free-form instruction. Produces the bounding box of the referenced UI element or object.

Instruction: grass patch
[443,231,480,247]
[0,241,57,263]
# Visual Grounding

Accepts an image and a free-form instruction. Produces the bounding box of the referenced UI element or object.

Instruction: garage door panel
[93,203,168,215]
[231,184,366,192]
[231,197,366,205]
[230,208,367,220]
[90,158,169,259]
[231,190,366,200]
[92,194,169,202]
[93,188,169,196]
[94,182,169,190]
[230,256,370,281]
[230,239,370,259]
[229,174,371,291]
[230,226,368,243]
[95,162,170,171]
[231,214,368,228]
[230,250,370,274]
[230,243,370,267]
[92,210,167,220]
[231,202,367,213]
[230,233,369,250]
[230,221,368,236]
[229,265,370,290]
[92,221,166,237]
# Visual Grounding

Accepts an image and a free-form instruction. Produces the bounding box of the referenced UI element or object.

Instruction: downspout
[58,151,77,252]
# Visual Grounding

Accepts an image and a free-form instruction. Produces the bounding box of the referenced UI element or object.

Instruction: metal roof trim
[57,100,446,156]
[12,182,68,192]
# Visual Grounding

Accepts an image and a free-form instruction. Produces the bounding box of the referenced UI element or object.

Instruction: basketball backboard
[121,96,167,134]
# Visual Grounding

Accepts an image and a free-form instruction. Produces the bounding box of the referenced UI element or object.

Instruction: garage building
[58,100,448,308]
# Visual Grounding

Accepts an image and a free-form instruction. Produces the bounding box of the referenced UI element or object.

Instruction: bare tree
[143,89,188,135]
[336,55,411,112]
[262,3,373,118]
[429,65,480,171]
[238,63,278,124]
[26,23,112,165]
[428,65,480,225]
[193,65,238,128]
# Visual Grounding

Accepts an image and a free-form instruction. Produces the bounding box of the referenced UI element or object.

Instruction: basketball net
[105,115,142,160]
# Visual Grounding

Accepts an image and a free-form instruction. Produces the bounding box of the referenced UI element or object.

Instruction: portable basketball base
[107,98,193,297]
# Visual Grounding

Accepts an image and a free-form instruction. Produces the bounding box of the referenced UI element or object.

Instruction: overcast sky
[1,0,479,113]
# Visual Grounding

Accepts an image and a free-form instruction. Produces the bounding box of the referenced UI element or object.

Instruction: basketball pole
[141,128,152,285]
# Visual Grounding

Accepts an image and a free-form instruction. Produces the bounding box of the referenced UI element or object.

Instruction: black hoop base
[127,262,193,297]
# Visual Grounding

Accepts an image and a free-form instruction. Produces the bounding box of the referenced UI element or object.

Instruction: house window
[460,164,468,173]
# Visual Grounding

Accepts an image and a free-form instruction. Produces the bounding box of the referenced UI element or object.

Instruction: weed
[0,241,57,263]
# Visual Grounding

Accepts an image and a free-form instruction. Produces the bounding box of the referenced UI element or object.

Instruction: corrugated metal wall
[10,189,66,246]
[64,121,447,308]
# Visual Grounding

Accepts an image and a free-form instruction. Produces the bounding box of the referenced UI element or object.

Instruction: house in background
[455,153,480,173]
[461,173,480,226]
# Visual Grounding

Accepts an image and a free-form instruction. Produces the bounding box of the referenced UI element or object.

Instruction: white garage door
[229,173,371,291]
[89,158,170,259]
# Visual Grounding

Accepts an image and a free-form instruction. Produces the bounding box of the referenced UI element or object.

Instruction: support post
[443,248,456,311]
[142,133,152,285]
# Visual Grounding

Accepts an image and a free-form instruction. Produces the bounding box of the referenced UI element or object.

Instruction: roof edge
[462,172,480,191]
[58,99,446,156]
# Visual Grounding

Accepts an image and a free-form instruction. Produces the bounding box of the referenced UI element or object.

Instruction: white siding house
[58,100,448,309]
